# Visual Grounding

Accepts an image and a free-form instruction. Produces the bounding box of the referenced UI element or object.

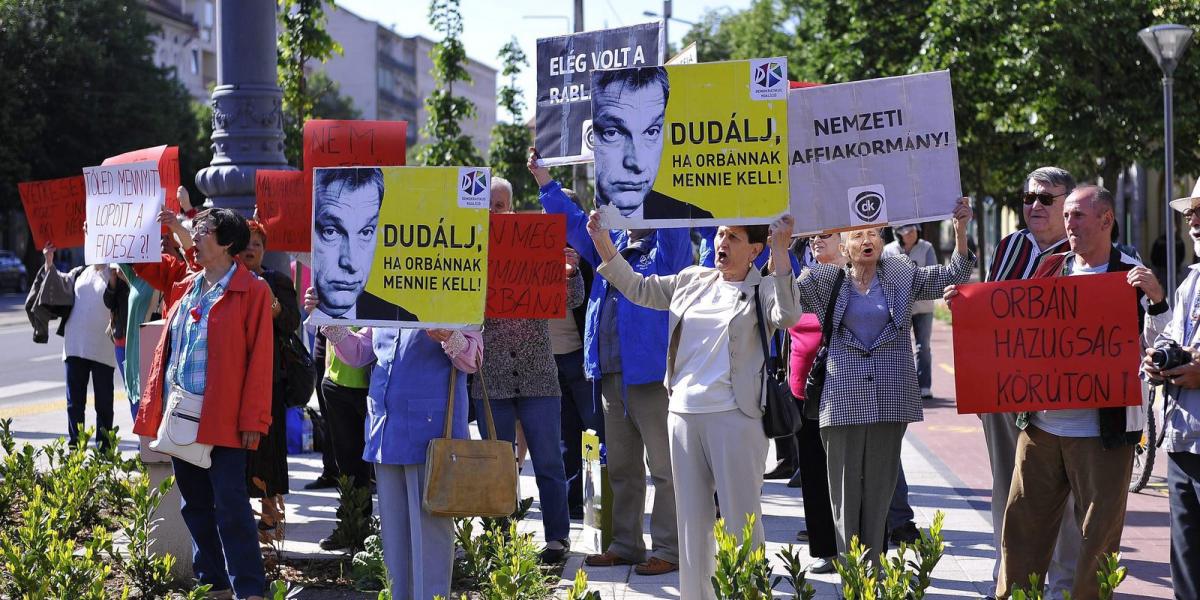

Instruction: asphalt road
[0,292,127,429]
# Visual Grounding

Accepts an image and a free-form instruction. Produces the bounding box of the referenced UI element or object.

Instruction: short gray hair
[491,176,513,199]
[1024,166,1076,194]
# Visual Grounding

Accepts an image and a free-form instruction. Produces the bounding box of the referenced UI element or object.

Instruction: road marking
[30,354,60,362]
[0,391,128,419]
[0,380,61,400]
[939,362,955,375]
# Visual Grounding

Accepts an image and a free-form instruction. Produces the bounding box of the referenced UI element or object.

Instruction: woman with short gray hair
[796,198,975,564]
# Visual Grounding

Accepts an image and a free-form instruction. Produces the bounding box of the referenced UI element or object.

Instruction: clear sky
[334,0,750,122]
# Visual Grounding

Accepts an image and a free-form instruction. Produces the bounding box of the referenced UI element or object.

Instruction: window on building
[191,49,200,75]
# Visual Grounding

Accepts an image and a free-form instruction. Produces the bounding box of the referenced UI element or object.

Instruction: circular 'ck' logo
[853,190,884,222]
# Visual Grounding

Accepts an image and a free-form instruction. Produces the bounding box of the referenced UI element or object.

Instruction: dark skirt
[246,379,289,497]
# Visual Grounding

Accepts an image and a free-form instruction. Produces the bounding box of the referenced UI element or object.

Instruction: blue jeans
[173,447,266,598]
[555,350,604,511]
[911,313,934,391]
[476,395,571,542]
[888,462,915,531]
[65,356,114,449]
[1170,451,1200,600]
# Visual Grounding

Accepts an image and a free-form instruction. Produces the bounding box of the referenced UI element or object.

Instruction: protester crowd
[22,154,1200,600]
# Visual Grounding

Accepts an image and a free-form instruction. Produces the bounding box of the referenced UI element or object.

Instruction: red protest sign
[255,170,307,252]
[103,145,181,213]
[486,214,568,319]
[297,120,408,251]
[19,175,86,249]
[950,272,1142,414]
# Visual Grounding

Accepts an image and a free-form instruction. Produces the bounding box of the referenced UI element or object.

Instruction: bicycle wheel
[1129,405,1156,493]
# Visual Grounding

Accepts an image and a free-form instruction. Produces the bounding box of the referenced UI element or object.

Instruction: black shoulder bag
[753,285,802,439]
[803,269,846,420]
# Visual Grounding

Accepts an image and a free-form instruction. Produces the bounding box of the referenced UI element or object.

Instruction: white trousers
[668,409,769,600]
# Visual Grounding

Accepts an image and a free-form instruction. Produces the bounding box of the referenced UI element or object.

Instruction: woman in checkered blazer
[795,197,976,565]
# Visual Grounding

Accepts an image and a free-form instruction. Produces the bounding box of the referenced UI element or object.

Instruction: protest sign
[83,161,163,264]
[787,70,960,235]
[535,22,664,167]
[486,214,567,319]
[591,58,791,229]
[19,175,86,249]
[255,170,307,252]
[307,166,489,329]
[103,145,181,213]
[950,272,1142,414]
[667,42,697,65]
[297,120,408,252]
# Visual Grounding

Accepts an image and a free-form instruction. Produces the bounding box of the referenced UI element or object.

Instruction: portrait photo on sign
[591,58,790,229]
[309,166,490,329]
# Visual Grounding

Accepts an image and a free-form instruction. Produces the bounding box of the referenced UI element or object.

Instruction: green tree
[277,0,343,167]
[418,0,482,167]
[488,39,536,210]
[0,0,196,260]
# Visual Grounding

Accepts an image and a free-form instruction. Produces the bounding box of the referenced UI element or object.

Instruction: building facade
[321,6,497,158]
[143,0,218,103]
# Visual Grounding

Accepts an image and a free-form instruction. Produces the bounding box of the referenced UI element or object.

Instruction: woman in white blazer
[587,212,800,600]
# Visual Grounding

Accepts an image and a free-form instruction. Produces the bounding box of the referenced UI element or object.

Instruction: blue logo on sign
[754,62,784,89]
[460,170,487,196]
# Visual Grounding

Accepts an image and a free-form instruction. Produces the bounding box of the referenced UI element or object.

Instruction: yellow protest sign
[308,166,490,329]
[591,58,790,228]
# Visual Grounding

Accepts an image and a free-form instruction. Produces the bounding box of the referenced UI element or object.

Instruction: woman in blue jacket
[306,288,482,598]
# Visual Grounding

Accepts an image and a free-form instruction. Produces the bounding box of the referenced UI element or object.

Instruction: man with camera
[993,185,1170,600]
[1141,183,1200,600]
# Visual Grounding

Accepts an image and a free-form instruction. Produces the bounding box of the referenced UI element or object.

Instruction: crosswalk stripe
[0,380,61,400]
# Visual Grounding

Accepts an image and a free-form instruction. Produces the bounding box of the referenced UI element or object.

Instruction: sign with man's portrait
[590,58,791,229]
[308,166,490,329]
[535,21,664,168]
[787,70,961,235]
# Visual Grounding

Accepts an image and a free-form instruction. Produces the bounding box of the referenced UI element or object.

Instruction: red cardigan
[133,248,198,309]
[133,265,275,449]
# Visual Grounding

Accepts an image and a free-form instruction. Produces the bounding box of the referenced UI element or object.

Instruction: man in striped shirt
[983,166,1079,599]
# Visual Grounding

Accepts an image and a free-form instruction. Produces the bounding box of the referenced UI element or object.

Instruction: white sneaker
[809,556,836,574]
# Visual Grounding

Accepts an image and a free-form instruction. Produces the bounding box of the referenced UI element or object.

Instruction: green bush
[834,511,947,600]
[118,472,179,598]
[483,523,551,600]
[773,544,817,600]
[711,515,773,599]
[352,534,390,593]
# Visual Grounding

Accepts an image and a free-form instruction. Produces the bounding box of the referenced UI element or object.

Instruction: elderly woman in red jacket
[134,208,274,600]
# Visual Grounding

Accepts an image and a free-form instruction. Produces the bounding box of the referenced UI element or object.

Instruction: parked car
[0,251,28,293]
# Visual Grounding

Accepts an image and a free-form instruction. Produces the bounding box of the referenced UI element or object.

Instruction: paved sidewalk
[0,318,1172,599]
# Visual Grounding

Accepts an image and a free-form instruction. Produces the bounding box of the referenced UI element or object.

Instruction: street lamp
[1139,23,1194,295]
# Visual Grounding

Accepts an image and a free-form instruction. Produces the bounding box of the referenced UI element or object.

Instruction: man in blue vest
[529,148,684,575]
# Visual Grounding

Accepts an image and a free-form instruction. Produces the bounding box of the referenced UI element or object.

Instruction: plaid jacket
[797,252,975,427]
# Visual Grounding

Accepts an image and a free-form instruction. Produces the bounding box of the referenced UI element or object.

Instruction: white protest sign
[788,70,960,235]
[83,161,163,264]
[667,42,697,65]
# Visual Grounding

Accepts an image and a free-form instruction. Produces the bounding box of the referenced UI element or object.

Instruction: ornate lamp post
[196,0,290,217]
[1139,23,1194,295]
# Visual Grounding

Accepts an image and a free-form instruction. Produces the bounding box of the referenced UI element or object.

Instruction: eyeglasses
[192,225,213,239]
[1022,192,1065,206]
[1184,209,1198,219]
[811,233,835,241]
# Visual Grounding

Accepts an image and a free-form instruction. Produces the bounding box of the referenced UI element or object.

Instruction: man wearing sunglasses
[967,166,1081,598]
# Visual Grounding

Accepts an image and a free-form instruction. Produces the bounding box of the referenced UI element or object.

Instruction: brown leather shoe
[634,556,678,575]
[585,550,638,567]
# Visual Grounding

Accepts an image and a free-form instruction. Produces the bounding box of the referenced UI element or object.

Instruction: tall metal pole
[1164,74,1177,295]
[662,0,671,50]
[196,0,289,217]
[572,0,586,200]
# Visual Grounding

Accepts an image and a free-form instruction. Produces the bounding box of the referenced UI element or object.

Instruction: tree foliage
[488,38,536,210]
[277,0,344,167]
[682,0,1200,213]
[418,0,482,167]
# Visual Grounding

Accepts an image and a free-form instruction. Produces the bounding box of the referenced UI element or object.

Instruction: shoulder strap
[752,284,770,361]
[820,269,846,344]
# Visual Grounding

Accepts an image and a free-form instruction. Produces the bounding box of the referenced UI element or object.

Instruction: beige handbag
[150,384,214,469]
[423,367,519,518]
